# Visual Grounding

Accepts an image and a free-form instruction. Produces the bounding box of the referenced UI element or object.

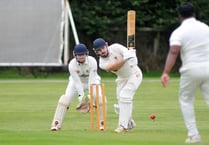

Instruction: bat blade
[127,10,136,50]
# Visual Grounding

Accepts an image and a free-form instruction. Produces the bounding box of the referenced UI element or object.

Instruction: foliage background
[1,0,209,75]
[68,0,209,72]
[69,0,209,39]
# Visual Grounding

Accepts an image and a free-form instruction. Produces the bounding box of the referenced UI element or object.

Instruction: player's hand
[76,101,90,113]
[78,95,84,102]
[78,94,89,102]
[161,73,170,87]
[123,49,136,61]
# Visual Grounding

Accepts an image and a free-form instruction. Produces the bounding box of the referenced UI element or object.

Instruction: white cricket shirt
[99,43,139,78]
[170,18,209,72]
[68,56,100,96]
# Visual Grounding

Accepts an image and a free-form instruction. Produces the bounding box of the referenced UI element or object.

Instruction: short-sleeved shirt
[170,18,209,72]
[99,43,139,78]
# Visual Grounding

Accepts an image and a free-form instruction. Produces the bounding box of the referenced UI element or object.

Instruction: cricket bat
[127,10,136,50]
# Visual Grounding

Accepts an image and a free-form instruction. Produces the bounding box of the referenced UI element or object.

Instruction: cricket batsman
[51,43,105,131]
[93,38,143,133]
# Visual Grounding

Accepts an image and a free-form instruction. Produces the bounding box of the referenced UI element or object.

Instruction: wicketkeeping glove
[76,100,90,113]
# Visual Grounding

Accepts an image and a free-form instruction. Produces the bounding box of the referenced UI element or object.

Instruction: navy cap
[73,43,89,55]
[93,38,106,51]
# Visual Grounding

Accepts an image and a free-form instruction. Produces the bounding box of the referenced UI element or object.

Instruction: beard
[100,49,109,58]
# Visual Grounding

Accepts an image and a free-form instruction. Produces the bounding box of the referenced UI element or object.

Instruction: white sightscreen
[0,0,64,66]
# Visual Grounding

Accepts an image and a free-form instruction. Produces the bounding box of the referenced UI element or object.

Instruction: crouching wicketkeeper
[51,43,106,131]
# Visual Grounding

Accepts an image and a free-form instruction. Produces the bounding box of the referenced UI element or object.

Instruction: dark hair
[178,2,195,18]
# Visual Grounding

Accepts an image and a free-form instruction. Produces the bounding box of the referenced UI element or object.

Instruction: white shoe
[100,121,105,131]
[51,121,60,131]
[114,126,127,133]
[51,126,59,131]
[114,104,119,115]
[128,119,136,130]
[185,134,201,143]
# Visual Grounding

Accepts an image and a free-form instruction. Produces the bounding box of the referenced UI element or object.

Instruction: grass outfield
[0,78,208,145]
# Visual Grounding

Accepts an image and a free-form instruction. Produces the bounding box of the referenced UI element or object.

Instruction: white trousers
[179,66,209,136]
[116,68,143,128]
[51,79,104,128]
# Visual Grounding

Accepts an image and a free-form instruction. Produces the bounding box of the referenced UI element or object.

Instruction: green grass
[0,78,208,145]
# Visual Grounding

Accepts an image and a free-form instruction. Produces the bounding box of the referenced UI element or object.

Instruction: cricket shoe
[51,126,60,131]
[51,121,60,131]
[100,121,105,131]
[185,134,201,144]
[128,119,136,130]
[114,104,119,115]
[114,126,128,133]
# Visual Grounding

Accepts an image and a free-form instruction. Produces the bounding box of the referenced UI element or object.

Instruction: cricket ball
[150,114,156,120]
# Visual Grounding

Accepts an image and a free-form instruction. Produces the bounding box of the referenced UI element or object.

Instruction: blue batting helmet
[93,38,106,51]
[73,44,89,56]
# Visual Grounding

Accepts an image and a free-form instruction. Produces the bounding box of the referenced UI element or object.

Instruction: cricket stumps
[89,83,106,131]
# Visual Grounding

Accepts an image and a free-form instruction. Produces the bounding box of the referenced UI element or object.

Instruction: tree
[69,0,209,72]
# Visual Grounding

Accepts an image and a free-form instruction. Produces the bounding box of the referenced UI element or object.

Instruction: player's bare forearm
[161,45,180,87]
[106,59,125,71]
[163,45,180,74]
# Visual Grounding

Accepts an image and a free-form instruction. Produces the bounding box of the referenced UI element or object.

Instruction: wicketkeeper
[51,43,106,131]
